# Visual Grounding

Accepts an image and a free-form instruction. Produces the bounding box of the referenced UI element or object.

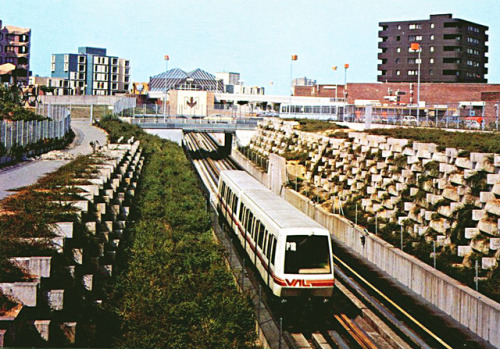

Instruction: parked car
[402,116,418,125]
[205,114,233,123]
[464,119,481,129]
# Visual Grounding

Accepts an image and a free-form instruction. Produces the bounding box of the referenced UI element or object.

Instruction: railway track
[183,132,489,349]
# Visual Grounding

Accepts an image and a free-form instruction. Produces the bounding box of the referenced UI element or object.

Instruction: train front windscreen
[284,235,331,274]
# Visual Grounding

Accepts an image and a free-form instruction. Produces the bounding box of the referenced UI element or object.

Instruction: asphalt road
[0,120,108,200]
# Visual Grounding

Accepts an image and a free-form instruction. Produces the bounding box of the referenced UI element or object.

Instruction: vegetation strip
[100,117,257,348]
[0,153,108,316]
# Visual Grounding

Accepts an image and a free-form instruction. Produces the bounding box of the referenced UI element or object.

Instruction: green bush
[0,85,47,121]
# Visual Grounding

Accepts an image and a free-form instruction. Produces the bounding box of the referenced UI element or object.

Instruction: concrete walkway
[0,119,108,200]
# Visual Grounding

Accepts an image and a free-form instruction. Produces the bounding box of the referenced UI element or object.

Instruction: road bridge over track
[129,117,260,133]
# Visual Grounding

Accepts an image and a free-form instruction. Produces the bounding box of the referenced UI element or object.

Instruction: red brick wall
[295,82,500,104]
[294,83,500,124]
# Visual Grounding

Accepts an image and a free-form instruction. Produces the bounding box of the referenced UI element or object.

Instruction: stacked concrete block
[247,121,500,280]
[0,140,144,347]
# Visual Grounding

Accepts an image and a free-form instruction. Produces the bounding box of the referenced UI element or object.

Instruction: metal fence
[1,105,71,150]
[113,97,137,115]
[343,101,500,131]
[118,102,268,119]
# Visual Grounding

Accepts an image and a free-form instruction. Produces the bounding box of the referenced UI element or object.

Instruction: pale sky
[2,0,499,94]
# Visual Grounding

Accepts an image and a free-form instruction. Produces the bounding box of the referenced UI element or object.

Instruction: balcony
[378,42,389,49]
[442,63,461,70]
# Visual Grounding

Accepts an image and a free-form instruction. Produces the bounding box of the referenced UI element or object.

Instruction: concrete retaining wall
[0,140,144,346]
[232,142,500,347]
[284,187,500,348]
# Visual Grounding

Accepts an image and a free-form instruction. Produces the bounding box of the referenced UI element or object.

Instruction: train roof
[221,170,326,231]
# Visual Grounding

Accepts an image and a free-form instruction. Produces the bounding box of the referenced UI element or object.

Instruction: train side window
[263,230,269,257]
[239,203,244,221]
[220,182,225,197]
[247,212,254,235]
[265,233,272,259]
[252,219,259,241]
[271,236,277,265]
[258,224,265,249]
[255,221,261,246]
[226,190,231,208]
[232,193,238,213]
[244,210,251,232]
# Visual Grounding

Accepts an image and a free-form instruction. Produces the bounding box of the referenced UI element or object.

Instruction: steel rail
[335,255,453,349]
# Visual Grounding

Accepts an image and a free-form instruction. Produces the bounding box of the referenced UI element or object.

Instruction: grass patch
[366,128,500,154]
[289,118,347,133]
[99,116,257,348]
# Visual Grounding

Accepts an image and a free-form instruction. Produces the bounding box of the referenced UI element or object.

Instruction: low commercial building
[294,82,500,122]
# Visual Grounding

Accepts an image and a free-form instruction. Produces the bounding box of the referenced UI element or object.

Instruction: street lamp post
[332,66,338,101]
[164,55,169,121]
[411,43,422,125]
[290,54,298,116]
[344,64,349,101]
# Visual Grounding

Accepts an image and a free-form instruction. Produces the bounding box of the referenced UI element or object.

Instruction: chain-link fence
[1,105,70,150]
[343,101,500,131]
[117,102,266,119]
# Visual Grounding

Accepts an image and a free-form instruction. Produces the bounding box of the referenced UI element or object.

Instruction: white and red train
[217,170,334,299]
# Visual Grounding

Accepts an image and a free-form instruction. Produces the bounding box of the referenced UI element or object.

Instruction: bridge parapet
[129,117,259,133]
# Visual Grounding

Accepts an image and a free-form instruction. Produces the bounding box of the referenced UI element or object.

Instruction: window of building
[395,58,400,64]
[64,55,69,63]
[429,70,434,75]
[408,58,416,64]
[397,36,400,41]
[64,62,68,72]
[396,70,401,75]
[430,58,434,64]
[430,46,435,52]
[397,47,401,53]
[409,23,422,30]
[430,35,434,40]
[397,25,401,30]
[430,23,435,29]
[408,70,417,75]
[51,55,56,63]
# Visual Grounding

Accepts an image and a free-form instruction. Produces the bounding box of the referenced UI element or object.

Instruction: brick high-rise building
[0,20,31,85]
[378,14,488,83]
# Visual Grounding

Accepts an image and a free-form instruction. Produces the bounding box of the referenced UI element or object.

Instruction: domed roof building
[149,68,223,92]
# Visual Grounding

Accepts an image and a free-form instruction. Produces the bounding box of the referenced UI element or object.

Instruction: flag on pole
[291,55,298,61]
[332,66,337,70]
[344,63,349,69]
[164,55,170,60]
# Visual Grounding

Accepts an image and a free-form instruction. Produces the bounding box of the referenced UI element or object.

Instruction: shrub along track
[98,118,257,348]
